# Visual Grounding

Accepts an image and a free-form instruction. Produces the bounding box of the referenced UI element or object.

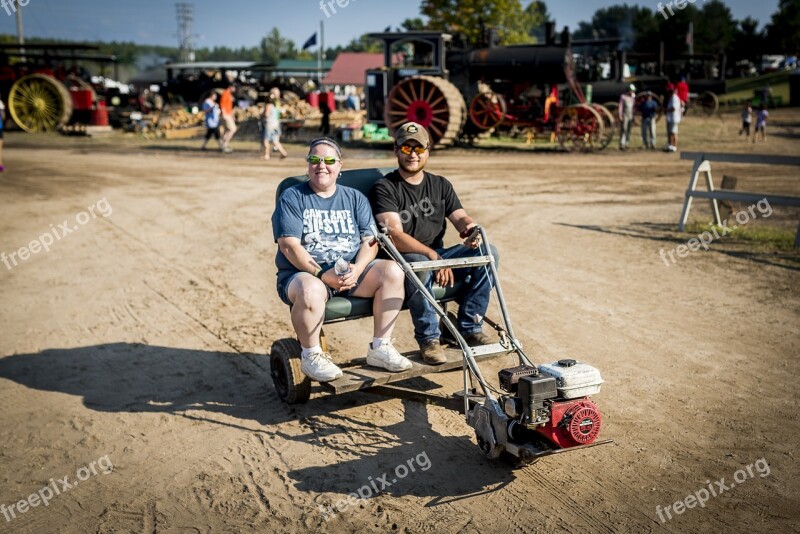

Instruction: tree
[765,0,800,53]
[525,1,552,42]
[695,0,737,54]
[401,18,427,31]
[419,0,535,45]
[259,28,297,65]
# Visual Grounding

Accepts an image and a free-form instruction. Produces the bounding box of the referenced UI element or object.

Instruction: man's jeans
[403,244,499,345]
[641,116,656,148]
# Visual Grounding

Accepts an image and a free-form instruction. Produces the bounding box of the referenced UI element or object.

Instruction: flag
[302,32,317,51]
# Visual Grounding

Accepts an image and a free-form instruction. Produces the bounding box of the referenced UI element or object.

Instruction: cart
[270,168,611,464]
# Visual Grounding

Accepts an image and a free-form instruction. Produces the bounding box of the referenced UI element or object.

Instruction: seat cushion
[324,281,463,322]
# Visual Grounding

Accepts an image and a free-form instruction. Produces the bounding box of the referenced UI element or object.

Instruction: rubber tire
[270,338,311,404]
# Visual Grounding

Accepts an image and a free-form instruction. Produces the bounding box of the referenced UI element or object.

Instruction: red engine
[534,398,602,448]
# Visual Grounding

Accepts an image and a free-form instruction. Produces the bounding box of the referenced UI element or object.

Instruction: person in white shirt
[664,83,682,152]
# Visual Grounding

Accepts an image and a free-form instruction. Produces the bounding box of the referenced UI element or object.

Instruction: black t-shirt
[370,170,463,249]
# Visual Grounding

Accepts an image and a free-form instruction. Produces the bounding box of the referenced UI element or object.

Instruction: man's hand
[461,224,482,249]
[428,252,454,288]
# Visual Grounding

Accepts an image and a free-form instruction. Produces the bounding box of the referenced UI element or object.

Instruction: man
[370,122,498,364]
[664,83,682,152]
[640,92,658,150]
[219,85,237,153]
[273,137,412,382]
[618,84,635,150]
[675,76,689,114]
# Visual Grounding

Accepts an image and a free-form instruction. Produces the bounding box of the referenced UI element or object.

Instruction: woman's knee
[289,277,328,307]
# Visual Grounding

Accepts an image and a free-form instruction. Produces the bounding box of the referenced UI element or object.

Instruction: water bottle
[334,257,351,275]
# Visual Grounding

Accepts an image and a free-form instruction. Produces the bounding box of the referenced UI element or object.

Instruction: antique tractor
[0,43,117,132]
[365,31,611,151]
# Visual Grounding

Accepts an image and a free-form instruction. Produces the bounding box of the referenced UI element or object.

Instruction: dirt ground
[1,109,798,534]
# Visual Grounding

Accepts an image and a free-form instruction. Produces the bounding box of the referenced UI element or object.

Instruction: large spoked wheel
[9,74,72,132]
[591,103,616,150]
[385,75,465,148]
[699,91,719,116]
[270,338,310,404]
[555,104,605,152]
[469,92,506,130]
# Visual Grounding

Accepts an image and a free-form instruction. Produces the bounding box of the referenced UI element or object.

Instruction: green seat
[274,167,463,323]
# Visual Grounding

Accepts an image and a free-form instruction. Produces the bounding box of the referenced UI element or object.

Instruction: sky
[0,0,781,50]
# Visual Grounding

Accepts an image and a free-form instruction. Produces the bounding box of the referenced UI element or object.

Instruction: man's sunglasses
[307,155,340,165]
[397,144,428,155]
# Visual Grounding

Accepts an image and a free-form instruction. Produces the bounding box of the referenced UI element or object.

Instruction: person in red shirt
[219,85,237,152]
[676,77,689,114]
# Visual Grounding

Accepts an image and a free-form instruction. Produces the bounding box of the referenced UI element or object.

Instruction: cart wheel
[270,338,310,404]
[699,91,719,116]
[9,73,73,133]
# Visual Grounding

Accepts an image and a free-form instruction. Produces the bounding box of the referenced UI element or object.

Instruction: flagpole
[688,22,693,57]
[318,20,324,84]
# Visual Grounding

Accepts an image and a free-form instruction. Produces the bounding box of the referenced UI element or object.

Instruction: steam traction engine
[365,31,612,151]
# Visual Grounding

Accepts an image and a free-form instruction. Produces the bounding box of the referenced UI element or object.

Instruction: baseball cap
[666,83,675,91]
[394,122,431,147]
[629,84,636,92]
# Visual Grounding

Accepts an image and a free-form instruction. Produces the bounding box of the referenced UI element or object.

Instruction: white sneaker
[301,350,343,382]
[366,340,413,372]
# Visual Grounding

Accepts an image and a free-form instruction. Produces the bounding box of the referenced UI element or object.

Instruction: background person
[618,84,635,150]
[220,84,237,153]
[0,93,5,172]
[370,122,498,365]
[739,102,753,139]
[200,91,224,152]
[753,103,768,143]
[676,76,689,114]
[640,92,658,149]
[664,83,681,152]
[261,90,287,160]
[272,137,412,382]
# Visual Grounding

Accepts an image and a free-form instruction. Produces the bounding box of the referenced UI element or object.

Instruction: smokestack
[545,22,555,46]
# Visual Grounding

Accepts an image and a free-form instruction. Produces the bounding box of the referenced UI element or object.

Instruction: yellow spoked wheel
[9,74,72,132]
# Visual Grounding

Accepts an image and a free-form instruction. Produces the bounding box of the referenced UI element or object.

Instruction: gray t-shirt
[272,182,374,280]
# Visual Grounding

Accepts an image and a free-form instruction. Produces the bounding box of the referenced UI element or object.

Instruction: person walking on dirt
[219,85,237,153]
[272,137,412,382]
[370,122,498,365]
[0,93,6,172]
[618,84,635,150]
[261,90,288,160]
[640,92,658,149]
[664,83,681,152]
[200,92,224,152]
[753,104,768,143]
[739,102,753,139]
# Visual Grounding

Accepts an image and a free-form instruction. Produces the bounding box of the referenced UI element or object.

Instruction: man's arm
[374,211,455,287]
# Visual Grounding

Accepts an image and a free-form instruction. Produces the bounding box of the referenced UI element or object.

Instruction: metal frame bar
[677,152,800,247]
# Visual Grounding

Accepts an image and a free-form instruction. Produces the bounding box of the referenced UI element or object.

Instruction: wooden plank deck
[321,343,512,394]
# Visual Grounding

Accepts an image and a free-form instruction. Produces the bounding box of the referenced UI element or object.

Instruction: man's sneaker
[419,339,447,365]
[462,331,494,347]
[300,350,343,382]
[366,340,413,372]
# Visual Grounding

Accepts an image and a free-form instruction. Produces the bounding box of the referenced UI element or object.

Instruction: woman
[271,138,412,382]
[261,90,288,160]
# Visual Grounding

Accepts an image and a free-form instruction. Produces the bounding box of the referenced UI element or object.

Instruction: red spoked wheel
[385,75,465,147]
[555,104,605,152]
[468,91,506,130]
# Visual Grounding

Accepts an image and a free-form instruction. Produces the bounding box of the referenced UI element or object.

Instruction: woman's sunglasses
[397,144,428,155]
[307,155,340,165]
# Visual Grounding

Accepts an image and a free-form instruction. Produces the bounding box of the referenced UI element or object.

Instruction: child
[753,104,768,143]
[739,103,752,138]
